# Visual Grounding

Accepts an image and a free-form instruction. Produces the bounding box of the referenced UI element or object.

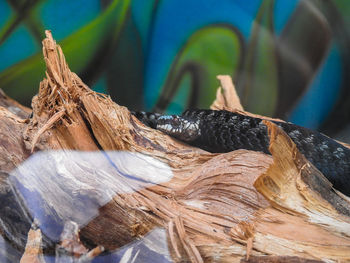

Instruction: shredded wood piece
[211,75,244,111]
[168,220,182,259]
[20,221,44,263]
[31,109,65,152]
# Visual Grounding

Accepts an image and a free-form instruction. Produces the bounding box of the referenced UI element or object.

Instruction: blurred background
[0,0,350,141]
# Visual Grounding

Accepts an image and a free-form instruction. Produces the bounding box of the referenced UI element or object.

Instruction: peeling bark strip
[240,255,323,263]
[0,30,349,262]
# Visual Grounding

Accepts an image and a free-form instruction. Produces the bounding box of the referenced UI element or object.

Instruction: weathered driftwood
[0,31,349,263]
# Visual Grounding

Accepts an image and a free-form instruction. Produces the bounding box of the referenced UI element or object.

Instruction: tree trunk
[0,31,349,263]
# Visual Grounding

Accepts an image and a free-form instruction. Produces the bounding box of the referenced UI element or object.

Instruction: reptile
[132,109,350,197]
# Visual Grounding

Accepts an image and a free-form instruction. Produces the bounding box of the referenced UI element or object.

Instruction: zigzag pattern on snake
[132,109,350,197]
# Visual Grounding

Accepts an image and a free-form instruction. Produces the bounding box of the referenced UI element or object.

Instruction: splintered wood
[211,75,243,112]
[0,30,349,263]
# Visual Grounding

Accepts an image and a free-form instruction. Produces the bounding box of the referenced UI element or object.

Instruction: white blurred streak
[119,247,133,263]
[9,151,173,228]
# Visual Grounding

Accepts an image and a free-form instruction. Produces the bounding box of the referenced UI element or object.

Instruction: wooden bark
[0,31,349,263]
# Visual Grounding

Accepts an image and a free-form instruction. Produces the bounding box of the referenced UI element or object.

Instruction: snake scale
[132,109,350,197]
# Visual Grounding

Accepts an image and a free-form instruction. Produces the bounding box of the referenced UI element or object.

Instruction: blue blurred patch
[288,43,342,129]
[0,1,11,29]
[274,0,298,35]
[38,0,101,41]
[0,25,38,71]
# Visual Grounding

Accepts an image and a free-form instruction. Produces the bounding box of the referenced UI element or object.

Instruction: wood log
[0,30,349,262]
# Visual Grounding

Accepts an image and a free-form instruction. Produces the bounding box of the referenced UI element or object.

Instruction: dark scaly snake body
[132,109,350,196]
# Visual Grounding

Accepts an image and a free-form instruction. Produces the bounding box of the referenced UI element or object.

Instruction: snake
[132,109,350,197]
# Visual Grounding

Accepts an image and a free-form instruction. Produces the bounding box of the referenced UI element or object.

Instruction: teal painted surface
[0,1,11,28]
[39,0,101,41]
[0,25,38,71]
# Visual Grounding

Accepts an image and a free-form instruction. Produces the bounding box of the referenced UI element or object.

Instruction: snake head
[156,115,201,142]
